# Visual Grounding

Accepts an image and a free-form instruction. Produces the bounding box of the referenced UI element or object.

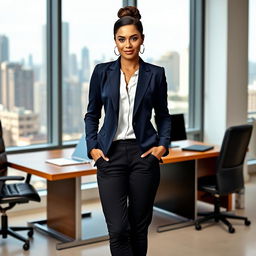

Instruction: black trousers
[95,139,160,256]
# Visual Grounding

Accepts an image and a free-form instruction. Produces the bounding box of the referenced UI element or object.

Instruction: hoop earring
[140,44,145,54]
[114,46,120,56]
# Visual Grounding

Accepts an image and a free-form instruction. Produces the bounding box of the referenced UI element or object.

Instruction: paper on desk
[45,158,91,166]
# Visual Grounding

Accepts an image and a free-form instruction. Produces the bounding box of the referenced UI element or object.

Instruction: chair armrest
[0,176,25,182]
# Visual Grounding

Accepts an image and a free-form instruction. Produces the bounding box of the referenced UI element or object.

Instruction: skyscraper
[0,35,9,62]
[81,46,90,82]
[70,53,78,78]
[62,79,83,136]
[1,62,34,111]
[62,22,70,79]
[28,54,33,68]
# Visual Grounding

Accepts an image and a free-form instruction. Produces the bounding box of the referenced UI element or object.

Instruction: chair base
[195,211,251,233]
[0,214,33,250]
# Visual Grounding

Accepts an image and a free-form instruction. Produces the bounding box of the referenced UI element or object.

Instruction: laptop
[181,144,214,152]
[45,135,91,166]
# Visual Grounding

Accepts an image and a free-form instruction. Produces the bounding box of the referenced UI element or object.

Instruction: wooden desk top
[7,140,220,181]
[162,140,220,164]
[8,148,97,181]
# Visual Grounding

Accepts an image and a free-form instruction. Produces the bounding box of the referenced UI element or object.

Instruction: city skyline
[1,0,255,64]
[0,0,191,64]
[0,27,189,147]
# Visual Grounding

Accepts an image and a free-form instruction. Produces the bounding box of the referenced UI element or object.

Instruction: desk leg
[30,177,109,250]
[47,177,81,239]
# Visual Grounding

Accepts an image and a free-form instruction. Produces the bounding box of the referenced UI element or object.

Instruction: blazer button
[133,122,136,126]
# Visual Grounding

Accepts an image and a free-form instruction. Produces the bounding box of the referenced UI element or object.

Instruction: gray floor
[1,176,256,256]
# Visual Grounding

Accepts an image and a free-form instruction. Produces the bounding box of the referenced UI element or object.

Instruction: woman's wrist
[157,145,166,155]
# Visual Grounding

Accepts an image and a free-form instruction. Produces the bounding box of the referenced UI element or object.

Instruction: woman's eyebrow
[117,34,138,38]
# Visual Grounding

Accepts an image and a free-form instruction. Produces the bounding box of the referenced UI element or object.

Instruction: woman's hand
[90,149,109,162]
[141,146,167,160]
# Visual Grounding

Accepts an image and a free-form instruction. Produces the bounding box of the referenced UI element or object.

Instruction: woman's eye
[132,37,138,41]
[119,38,125,42]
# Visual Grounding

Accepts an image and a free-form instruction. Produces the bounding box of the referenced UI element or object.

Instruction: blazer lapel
[133,57,152,118]
[107,56,121,114]
[106,56,152,118]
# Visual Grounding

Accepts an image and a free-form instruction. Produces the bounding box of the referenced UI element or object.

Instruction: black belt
[112,139,137,144]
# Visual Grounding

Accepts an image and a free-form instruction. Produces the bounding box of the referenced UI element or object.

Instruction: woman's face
[115,24,144,61]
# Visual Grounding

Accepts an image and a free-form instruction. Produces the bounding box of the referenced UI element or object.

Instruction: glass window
[62,0,123,142]
[0,0,47,147]
[62,1,123,185]
[137,0,190,126]
[248,0,256,119]
[0,0,47,191]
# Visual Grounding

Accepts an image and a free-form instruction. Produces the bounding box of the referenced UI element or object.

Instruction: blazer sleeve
[84,64,103,159]
[154,67,171,157]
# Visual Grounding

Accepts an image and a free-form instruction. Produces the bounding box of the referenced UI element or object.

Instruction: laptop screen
[71,135,90,161]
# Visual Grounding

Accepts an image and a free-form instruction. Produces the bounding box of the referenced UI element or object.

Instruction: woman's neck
[120,56,140,71]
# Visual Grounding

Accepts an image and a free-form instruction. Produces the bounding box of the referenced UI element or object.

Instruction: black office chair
[0,121,41,250]
[169,114,187,146]
[195,124,253,233]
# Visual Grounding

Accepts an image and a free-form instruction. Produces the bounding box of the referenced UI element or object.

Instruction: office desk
[8,148,105,250]
[155,140,231,231]
[7,140,231,248]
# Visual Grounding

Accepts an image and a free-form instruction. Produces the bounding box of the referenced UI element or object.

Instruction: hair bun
[117,6,141,20]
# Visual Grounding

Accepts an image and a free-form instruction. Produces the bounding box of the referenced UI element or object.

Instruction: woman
[84,6,171,256]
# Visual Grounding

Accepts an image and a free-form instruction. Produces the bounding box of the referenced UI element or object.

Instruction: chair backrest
[216,124,253,195]
[170,114,187,141]
[0,120,8,176]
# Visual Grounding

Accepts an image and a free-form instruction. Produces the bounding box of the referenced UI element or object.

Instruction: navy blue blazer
[84,56,171,160]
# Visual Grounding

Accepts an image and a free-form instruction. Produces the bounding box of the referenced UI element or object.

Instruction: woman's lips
[124,50,134,55]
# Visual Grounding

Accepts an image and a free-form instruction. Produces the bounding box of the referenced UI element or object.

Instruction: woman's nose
[125,39,132,48]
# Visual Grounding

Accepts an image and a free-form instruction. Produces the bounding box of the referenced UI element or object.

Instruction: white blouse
[113,68,139,141]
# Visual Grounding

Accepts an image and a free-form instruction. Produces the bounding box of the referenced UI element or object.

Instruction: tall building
[62,22,70,79]
[70,53,78,78]
[28,54,33,68]
[157,51,180,93]
[0,35,9,62]
[0,105,39,147]
[80,46,90,82]
[1,62,34,111]
[63,79,83,137]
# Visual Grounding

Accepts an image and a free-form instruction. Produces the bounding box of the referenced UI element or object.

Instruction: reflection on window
[138,0,190,125]
[248,0,256,118]
[62,0,122,142]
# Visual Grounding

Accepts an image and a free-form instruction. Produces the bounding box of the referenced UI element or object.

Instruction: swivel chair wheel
[245,219,251,226]
[23,242,30,251]
[28,230,34,238]
[228,227,235,233]
[195,223,202,231]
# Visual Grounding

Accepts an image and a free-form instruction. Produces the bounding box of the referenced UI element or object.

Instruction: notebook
[45,135,91,166]
[181,144,214,152]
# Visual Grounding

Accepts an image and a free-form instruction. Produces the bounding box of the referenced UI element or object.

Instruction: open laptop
[45,135,91,166]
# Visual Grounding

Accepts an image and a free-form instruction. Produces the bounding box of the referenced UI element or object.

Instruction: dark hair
[113,6,144,40]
